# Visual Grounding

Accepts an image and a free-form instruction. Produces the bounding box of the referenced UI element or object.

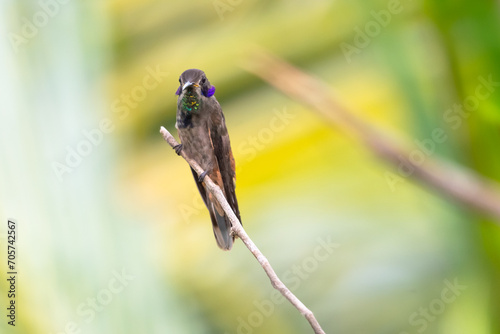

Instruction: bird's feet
[173,144,183,155]
[198,170,209,183]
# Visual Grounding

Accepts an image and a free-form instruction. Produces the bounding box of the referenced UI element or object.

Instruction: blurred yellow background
[1,0,500,333]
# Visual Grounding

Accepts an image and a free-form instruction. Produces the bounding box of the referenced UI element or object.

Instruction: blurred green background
[1,0,500,333]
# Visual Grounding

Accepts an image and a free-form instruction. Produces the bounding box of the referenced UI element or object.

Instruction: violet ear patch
[175,86,181,95]
[203,85,216,98]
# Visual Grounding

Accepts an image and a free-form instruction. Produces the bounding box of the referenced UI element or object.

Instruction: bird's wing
[209,106,241,223]
[190,167,208,206]
[191,166,233,250]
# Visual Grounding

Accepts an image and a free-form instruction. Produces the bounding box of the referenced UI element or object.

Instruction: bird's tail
[207,194,233,250]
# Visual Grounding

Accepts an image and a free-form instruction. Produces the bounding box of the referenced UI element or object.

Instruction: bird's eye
[179,78,181,83]
[201,77,206,84]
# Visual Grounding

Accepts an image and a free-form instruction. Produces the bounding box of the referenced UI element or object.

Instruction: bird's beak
[182,81,199,91]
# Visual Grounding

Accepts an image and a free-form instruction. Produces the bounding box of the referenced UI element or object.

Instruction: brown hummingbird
[173,69,241,250]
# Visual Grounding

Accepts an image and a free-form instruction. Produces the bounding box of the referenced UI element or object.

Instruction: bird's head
[175,69,215,98]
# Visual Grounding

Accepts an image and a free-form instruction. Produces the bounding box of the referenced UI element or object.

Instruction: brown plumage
[175,69,241,250]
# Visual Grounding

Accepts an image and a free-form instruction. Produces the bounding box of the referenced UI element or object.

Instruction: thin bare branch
[160,126,326,334]
[242,49,500,224]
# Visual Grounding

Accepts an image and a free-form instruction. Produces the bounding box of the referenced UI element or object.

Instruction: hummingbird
[173,69,241,250]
